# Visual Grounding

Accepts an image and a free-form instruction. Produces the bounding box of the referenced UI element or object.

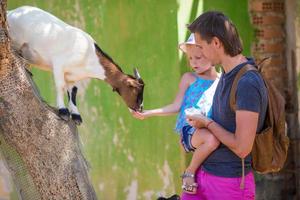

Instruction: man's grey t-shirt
[202,58,268,177]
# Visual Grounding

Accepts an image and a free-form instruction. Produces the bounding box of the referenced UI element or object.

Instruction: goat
[7,6,144,125]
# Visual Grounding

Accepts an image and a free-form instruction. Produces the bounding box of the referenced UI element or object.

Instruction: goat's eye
[113,88,120,94]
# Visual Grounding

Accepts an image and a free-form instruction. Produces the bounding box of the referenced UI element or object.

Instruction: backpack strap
[230,57,271,111]
[229,64,258,190]
[229,64,258,111]
[240,158,245,189]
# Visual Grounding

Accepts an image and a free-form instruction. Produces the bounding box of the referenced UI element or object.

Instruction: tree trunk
[0,1,97,199]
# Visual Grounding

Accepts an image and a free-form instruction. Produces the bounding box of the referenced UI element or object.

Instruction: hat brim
[178,42,196,53]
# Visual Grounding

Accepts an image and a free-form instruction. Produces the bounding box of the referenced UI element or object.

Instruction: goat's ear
[125,78,140,87]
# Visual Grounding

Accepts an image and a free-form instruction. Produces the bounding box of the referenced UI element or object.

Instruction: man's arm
[206,110,258,158]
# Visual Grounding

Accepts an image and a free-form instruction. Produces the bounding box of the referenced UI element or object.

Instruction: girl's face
[186,45,212,74]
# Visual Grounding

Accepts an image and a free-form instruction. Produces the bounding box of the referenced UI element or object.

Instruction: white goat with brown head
[7,6,144,125]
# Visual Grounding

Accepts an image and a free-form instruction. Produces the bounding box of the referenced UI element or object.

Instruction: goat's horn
[134,68,141,79]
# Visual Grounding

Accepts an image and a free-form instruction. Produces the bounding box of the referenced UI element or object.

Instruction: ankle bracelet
[181,171,195,179]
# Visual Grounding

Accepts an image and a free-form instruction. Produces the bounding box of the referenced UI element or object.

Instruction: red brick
[250,1,284,12]
[252,42,284,53]
[252,15,284,26]
[255,27,284,39]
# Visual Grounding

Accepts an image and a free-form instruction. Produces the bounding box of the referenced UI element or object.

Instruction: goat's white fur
[7,6,107,111]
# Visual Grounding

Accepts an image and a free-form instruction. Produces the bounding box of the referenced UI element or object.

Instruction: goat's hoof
[71,114,82,125]
[58,108,70,121]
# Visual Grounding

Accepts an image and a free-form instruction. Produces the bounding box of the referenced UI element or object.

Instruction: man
[183,11,268,200]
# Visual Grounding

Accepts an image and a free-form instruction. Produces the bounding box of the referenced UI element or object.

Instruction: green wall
[203,0,254,56]
[6,1,254,199]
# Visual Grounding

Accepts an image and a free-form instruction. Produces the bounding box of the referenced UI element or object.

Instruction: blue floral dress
[174,74,216,134]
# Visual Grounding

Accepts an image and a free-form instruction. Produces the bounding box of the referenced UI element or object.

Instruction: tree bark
[0,1,97,199]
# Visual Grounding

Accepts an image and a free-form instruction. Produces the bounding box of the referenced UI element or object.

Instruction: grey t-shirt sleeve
[236,72,262,113]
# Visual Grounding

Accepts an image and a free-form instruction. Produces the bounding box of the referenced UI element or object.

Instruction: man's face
[194,32,219,65]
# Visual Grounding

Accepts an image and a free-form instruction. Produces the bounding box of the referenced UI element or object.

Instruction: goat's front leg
[67,85,82,125]
[53,66,70,121]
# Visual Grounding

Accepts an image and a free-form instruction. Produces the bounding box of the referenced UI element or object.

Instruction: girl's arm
[132,73,194,120]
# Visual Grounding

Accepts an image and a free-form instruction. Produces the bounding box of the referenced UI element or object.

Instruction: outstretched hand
[130,110,147,120]
[186,113,212,129]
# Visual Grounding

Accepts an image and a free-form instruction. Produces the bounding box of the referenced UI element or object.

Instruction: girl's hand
[186,113,212,128]
[131,110,148,120]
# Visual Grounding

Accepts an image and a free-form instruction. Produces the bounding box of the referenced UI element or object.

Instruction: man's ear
[212,37,222,49]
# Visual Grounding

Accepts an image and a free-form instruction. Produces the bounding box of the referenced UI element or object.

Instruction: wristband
[206,120,214,129]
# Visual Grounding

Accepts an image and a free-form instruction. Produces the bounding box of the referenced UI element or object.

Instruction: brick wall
[249,0,286,92]
[249,0,300,199]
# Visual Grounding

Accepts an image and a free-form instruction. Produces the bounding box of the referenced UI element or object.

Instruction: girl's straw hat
[178,33,196,53]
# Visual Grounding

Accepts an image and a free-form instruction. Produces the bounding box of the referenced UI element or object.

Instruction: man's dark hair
[188,11,243,57]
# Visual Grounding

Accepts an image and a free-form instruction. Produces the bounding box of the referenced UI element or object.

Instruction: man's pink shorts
[181,168,255,200]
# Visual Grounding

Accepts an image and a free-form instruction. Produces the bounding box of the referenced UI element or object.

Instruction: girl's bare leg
[186,128,220,173]
[182,128,220,193]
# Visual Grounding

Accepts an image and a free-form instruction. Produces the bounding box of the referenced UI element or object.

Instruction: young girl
[132,34,220,194]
